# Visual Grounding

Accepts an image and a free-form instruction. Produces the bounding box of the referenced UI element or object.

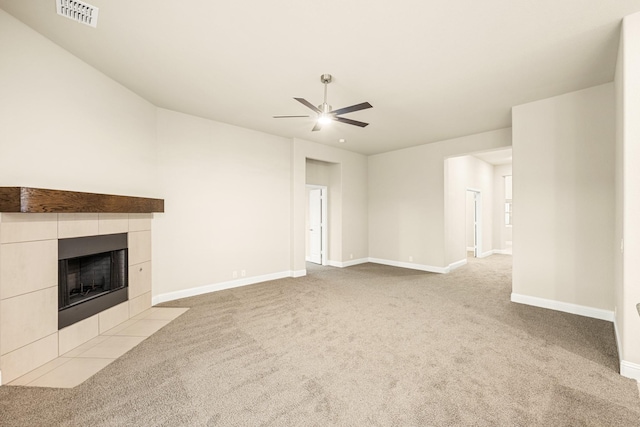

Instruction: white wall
[153,109,292,299]
[615,11,640,378]
[512,83,615,312]
[444,155,494,264]
[368,128,511,271]
[306,159,332,184]
[0,10,158,197]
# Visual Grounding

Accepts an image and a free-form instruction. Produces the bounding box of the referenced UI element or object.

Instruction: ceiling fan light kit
[274,74,373,132]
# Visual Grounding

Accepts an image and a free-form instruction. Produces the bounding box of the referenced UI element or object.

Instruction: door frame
[466,188,482,258]
[306,185,328,265]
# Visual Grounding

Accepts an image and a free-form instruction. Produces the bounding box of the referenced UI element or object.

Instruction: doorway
[466,189,482,258]
[306,185,328,265]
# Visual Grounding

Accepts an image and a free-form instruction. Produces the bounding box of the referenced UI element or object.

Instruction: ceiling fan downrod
[319,74,332,114]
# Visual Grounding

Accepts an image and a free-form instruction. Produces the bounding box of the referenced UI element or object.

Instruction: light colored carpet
[1,255,639,426]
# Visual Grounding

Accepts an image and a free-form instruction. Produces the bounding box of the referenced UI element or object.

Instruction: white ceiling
[2,0,640,155]
[473,148,512,166]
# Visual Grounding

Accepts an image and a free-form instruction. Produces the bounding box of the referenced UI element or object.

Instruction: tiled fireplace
[0,188,163,385]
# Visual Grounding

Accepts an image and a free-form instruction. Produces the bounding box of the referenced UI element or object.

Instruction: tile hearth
[7,307,188,388]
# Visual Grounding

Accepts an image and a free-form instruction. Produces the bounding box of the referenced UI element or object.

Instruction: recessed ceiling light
[338,138,346,143]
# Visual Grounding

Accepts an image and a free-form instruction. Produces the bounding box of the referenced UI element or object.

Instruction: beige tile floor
[8,307,188,388]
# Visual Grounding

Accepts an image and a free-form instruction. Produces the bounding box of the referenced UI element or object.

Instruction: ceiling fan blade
[331,102,373,116]
[294,97,321,113]
[273,115,310,118]
[312,122,322,132]
[334,116,369,128]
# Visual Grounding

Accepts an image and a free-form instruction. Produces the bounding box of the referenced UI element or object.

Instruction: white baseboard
[493,249,512,255]
[510,293,614,322]
[292,269,306,278]
[152,270,295,305]
[511,293,631,378]
[478,250,494,259]
[368,257,448,274]
[467,249,512,257]
[328,258,368,268]
[466,246,475,252]
[620,360,640,381]
[614,318,640,381]
[448,258,467,271]
[326,257,460,272]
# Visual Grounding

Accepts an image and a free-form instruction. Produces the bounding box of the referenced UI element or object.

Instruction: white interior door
[308,188,323,264]
[466,189,482,258]
[473,193,479,257]
[466,191,475,252]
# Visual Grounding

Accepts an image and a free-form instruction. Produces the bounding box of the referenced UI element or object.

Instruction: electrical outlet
[233,271,238,279]
[241,270,246,277]
[409,256,413,262]
[350,253,353,259]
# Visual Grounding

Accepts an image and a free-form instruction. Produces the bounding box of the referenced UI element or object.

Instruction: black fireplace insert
[58,233,128,329]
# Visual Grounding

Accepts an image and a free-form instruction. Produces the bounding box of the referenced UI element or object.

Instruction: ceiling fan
[273,74,373,131]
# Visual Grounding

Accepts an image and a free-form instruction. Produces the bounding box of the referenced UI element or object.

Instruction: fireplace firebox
[58,233,128,329]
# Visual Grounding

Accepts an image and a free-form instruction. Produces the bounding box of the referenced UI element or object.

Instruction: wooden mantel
[0,187,164,213]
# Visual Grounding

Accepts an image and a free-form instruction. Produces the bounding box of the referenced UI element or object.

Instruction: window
[504,175,513,226]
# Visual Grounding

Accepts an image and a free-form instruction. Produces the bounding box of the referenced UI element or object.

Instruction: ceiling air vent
[56,0,99,28]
